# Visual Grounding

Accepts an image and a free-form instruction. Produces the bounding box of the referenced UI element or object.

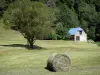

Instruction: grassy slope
[0,21,100,75]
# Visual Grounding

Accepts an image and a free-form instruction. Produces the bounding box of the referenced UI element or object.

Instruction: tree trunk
[27,38,34,49]
[29,41,34,49]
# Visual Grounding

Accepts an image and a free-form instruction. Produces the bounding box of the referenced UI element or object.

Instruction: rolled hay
[47,53,71,72]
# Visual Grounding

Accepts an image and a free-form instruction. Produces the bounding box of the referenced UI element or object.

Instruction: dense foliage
[0,0,100,41]
[32,0,100,41]
[0,0,15,17]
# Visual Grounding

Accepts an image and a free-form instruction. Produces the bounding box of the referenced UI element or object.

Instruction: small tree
[3,0,55,49]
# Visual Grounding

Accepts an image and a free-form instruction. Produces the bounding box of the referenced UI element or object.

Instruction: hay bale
[47,53,71,72]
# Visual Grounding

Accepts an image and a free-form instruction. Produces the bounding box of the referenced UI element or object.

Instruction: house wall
[74,31,87,42]
[80,35,87,42]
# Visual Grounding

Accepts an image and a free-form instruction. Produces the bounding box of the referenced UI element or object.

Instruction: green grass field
[0,21,100,75]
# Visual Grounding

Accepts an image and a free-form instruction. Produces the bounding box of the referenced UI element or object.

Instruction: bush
[48,32,57,40]
[88,39,94,43]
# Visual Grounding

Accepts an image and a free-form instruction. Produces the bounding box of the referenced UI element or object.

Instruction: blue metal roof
[68,27,83,35]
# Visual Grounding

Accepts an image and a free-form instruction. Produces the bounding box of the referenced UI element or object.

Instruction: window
[79,30,82,35]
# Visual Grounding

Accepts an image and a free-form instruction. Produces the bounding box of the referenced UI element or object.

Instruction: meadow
[0,22,100,75]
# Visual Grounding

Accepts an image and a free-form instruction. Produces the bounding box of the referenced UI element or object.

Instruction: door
[76,36,80,41]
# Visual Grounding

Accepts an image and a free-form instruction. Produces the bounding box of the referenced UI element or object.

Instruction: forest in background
[0,0,100,41]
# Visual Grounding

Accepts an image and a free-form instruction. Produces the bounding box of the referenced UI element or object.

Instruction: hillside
[0,20,24,41]
[0,0,100,40]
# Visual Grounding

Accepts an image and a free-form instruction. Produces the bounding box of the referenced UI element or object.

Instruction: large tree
[3,0,55,48]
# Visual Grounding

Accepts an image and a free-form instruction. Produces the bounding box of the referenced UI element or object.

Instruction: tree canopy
[3,0,55,48]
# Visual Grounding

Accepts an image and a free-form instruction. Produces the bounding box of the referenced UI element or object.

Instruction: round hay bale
[47,53,71,72]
